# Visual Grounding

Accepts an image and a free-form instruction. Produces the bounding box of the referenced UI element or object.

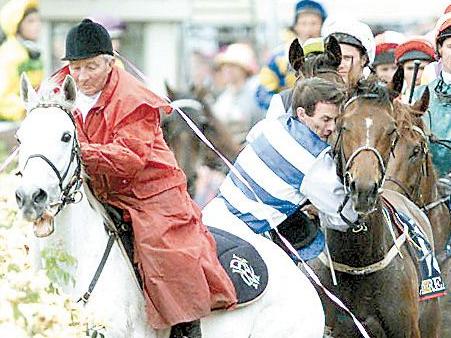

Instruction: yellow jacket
[0,0,42,121]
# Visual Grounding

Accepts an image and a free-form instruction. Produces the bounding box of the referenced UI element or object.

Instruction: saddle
[104,205,269,306]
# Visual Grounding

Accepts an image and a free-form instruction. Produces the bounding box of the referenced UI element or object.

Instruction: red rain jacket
[53,66,237,329]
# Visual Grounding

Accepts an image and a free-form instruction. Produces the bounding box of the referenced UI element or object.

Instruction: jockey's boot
[170,319,201,338]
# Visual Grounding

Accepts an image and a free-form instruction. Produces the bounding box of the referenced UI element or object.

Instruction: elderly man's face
[69,55,114,96]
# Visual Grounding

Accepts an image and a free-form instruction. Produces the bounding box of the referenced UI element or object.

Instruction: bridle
[333,94,398,231]
[17,103,83,216]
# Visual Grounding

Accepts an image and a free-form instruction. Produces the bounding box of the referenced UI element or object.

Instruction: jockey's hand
[301,204,319,220]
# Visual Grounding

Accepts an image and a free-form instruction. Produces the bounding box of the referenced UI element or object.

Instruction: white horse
[14,73,325,338]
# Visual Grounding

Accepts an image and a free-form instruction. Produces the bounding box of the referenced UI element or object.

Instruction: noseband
[18,103,83,215]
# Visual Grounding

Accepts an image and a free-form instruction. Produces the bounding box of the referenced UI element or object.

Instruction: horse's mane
[393,100,427,139]
[301,53,338,78]
[32,79,74,112]
[81,169,113,228]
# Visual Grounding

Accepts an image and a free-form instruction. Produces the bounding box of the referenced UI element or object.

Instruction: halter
[334,94,397,231]
[18,103,83,216]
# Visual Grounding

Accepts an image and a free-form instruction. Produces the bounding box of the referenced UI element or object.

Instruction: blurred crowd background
[0,0,449,153]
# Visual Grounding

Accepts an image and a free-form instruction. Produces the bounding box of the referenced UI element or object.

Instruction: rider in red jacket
[53,19,237,337]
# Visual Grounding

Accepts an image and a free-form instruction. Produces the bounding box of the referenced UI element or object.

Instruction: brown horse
[385,87,451,337]
[162,84,240,196]
[309,78,441,337]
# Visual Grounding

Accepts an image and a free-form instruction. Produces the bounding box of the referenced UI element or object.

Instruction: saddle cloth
[384,200,447,301]
[209,227,269,306]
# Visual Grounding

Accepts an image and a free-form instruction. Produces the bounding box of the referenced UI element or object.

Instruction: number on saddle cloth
[209,227,269,306]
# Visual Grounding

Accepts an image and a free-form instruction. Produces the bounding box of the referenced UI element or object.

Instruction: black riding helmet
[331,32,367,57]
[62,18,113,61]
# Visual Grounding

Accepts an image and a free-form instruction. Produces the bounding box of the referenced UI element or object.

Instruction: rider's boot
[170,319,201,338]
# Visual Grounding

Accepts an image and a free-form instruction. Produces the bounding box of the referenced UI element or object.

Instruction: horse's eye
[61,132,72,143]
[410,145,421,159]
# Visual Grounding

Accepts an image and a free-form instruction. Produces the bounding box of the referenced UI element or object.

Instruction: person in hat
[212,43,263,145]
[413,12,451,178]
[51,19,237,337]
[373,31,405,83]
[322,18,375,87]
[256,0,327,111]
[420,4,451,85]
[0,0,42,121]
[394,37,435,103]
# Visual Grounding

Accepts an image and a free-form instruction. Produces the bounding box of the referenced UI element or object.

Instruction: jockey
[51,19,237,337]
[322,18,375,87]
[413,12,451,178]
[256,0,327,110]
[373,31,405,83]
[394,37,435,104]
[203,77,357,246]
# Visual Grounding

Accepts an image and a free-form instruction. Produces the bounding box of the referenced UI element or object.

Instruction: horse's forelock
[32,79,74,112]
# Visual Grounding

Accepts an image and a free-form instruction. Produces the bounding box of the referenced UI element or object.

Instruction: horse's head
[385,87,431,202]
[335,78,398,214]
[15,73,80,237]
[289,35,344,85]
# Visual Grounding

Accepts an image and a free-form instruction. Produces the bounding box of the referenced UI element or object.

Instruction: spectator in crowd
[373,31,405,83]
[414,11,451,178]
[322,18,375,87]
[394,37,435,103]
[421,4,451,85]
[212,43,263,145]
[256,0,327,110]
[0,0,42,121]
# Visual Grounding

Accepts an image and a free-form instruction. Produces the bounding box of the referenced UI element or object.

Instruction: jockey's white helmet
[322,18,376,65]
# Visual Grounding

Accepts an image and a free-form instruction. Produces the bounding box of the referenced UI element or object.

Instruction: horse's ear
[288,38,304,73]
[388,66,404,100]
[62,75,77,109]
[325,35,342,68]
[411,86,429,114]
[20,72,38,112]
[165,81,176,101]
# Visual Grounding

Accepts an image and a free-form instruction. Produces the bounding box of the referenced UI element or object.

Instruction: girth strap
[78,231,115,304]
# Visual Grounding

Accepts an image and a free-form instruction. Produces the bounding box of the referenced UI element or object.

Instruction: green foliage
[41,245,77,288]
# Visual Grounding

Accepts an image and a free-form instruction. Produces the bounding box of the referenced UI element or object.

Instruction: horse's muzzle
[15,186,48,222]
[348,179,379,215]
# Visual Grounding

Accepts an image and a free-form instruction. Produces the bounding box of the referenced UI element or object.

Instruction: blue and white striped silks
[217,115,330,233]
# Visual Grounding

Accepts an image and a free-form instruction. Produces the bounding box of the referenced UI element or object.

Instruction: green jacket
[414,75,451,177]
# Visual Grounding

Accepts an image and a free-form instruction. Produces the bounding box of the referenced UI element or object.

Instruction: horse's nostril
[32,189,47,204]
[15,190,24,207]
